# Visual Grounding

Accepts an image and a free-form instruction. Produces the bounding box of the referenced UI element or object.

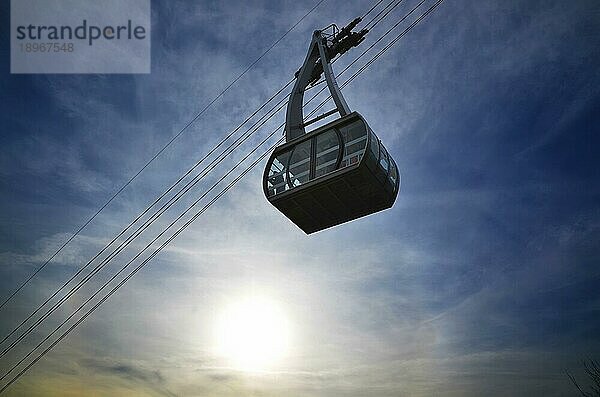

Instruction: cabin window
[288,140,311,187]
[389,158,398,187]
[339,120,367,168]
[268,118,391,197]
[379,145,389,174]
[267,150,291,196]
[315,129,340,178]
[369,130,379,162]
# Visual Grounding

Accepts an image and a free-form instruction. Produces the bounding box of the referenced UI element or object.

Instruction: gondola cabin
[263,112,399,234]
[263,22,400,233]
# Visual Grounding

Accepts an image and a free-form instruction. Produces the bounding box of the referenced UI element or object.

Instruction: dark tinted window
[369,130,379,161]
[379,145,389,174]
[315,129,340,178]
[339,120,367,168]
[389,158,398,186]
[288,140,311,187]
[267,150,291,196]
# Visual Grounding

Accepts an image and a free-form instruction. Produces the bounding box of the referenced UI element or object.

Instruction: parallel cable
[0,0,446,390]
[0,79,291,352]
[2,64,328,359]
[1,0,418,358]
[0,0,391,349]
[0,0,326,312]
[362,0,387,20]
[0,137,283,394]
[0,127,283,386]
[365,0,406,30]
[0,0,412,359]
[0,89,334,388]
[364,0,400,29]
[345,0,446,87]
[303,0,429,119]
[0,88,293,358]
[350,0,426,66]
[312,0,417,93]
[312,0,445,116]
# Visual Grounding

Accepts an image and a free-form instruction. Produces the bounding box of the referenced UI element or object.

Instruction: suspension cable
[0,137,283,394]
[368,0,408,30]
[0,0,446,390]
[0,79,291,351]
[362,0,387,20]
[0,124,283,382]
[0,0,414,359]
[0,0,389,350]
[0,0,326,313]
[364,0,400,30]
[1,89,330,389]
[0,87,294,358]
[301,0,430,121]
[0,104,289,359]
[0,0,414,360]
[345,0,445,88]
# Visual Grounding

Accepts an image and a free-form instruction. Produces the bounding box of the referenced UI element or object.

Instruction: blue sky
[0,0,599,395]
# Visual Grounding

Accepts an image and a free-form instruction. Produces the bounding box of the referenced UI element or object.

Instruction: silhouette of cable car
[263,20,400,234]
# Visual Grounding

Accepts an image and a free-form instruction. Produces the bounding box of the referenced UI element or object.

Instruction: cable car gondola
[263,20,400,234]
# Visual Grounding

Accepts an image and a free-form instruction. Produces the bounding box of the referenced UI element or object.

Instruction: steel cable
[0,0,446,390]
[0,0,391,352]
[0,0,326,312]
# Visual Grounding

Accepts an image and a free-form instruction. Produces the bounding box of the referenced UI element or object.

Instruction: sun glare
[215,296,290,372]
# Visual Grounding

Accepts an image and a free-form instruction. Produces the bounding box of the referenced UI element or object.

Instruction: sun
[215,296,291,372]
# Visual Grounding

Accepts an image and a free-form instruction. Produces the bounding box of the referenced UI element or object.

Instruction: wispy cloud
[0,0,598,396]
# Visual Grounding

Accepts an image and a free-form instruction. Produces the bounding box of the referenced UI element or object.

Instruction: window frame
[286,139,313,189]
[266,149,291,196]
[265,113,372,197]
[313,127,344,179]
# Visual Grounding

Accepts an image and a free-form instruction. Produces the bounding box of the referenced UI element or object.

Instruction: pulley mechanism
[287,18,368,142]
[294,17,368,86]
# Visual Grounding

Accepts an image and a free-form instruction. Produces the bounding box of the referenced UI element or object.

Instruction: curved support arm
[318,36,350,118]
[285,30,351,142]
